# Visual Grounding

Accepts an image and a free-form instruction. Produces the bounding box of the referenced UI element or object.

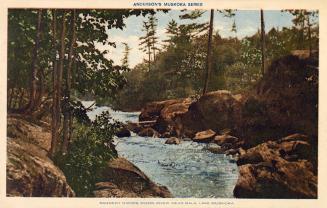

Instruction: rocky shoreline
[123,55,318,198]
[6,115,172,198]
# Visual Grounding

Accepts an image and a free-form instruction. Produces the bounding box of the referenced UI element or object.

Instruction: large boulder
[178,90,243,138]
[153,98,192,137]
[139,99,186,122]
[238,55,318,147]
[95,158,172,198]
[7,116,75,197]
[233,137,317,198]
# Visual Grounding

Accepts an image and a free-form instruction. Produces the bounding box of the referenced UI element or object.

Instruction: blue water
[86,103,238,198]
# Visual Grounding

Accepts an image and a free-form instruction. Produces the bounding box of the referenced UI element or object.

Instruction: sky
[98,10,318,68]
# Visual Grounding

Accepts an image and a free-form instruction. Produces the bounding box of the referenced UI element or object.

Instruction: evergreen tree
[139,20,152,71]
[121,42,131,68]
[148,14,159,61]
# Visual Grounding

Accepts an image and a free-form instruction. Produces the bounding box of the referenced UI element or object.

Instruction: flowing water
[85,102,239,198]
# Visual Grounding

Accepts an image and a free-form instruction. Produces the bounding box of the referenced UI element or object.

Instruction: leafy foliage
[55,111,121,197]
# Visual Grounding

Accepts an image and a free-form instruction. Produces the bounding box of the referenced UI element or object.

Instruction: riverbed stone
[207,143,224,154]
[138,127,159,137]
[165,137,181,145]
[116,127,131,137]
[192,129,216,143]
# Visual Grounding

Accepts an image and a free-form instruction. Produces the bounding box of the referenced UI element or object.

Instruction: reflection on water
[85,103,238,198]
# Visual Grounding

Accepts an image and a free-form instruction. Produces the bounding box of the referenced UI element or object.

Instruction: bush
[55,111,120,197]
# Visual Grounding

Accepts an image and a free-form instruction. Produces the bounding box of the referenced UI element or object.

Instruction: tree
[202,9,214,95]
[284,9,318,53]
[260,9,266,76]
[231,19,237,37]
[163,19,179,48]
[50,9,59,157]
[62,9,77,154]
[26,9,42,113]
[139,21,152,71]
[121,42,131,68]
[50,10,67,158]
[148,14,159,61]
[202,9,235,94]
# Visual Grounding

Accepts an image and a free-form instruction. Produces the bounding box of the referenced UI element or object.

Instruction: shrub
[55,111,121,197]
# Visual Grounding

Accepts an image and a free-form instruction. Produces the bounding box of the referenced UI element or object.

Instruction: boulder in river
[126,122,142,133]
[116,127,131,138]
[138,127,159,137]
[139,99,186,121]
[96,157,172,198]
[193,129,216,143]
[214,134,240,146]
[207,143,224,154]
[165,137,181,145]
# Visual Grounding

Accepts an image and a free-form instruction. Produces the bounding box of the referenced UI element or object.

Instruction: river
[85,102,239,198]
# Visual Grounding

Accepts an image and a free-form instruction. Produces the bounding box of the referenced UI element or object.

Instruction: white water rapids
[84,102,239,198]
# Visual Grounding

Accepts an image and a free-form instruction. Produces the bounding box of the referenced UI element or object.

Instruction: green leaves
[55,110,120,197]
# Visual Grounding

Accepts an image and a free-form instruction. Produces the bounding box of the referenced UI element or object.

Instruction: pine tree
[121,42,131,68]
[163,19,179,48]
[148,14,159,62]
[139,21,152,71]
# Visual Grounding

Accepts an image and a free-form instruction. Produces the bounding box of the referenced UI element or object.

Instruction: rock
[278,133,311,144]
[192,129,216,143]
[207,143,224,154]
[221,142,234,151]
[225,149,239,156]
[279,140,312,160]
[234,138,317,198]
[97,158,172,198]
[233,160,317,198]
[138,128,159,137]
[7,116,52,151]
[116,127,131,138]
[139,99,186,121]
[239,55,318,147]
[7,139,75,197]
[214,134,239,146]
[238,148,246,155]
[237,152,264,166]
[126,122,142,133]
[153,98,192,136]
[165,137,181,145]
[179,90,242,138]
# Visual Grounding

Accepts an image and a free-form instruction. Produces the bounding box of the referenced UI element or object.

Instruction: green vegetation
[55,111,121,197]
[112,10,319,110]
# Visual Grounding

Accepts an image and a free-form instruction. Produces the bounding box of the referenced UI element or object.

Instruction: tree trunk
[148,44,151,71]
[260,9,266,76]
[62,9,76,154]
[18,88,25,109]
[202,9,214,95]
[8,88,13,109]
[307,14,312,57]
[50,9,59,158]
[26,9,42,113]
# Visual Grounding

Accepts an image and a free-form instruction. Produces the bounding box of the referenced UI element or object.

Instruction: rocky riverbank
[126,54,318,198]
[6,115,172,198]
